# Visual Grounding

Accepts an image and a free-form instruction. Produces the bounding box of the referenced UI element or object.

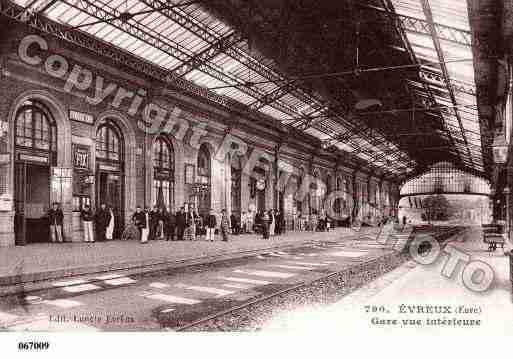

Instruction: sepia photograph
[0,0,510,356]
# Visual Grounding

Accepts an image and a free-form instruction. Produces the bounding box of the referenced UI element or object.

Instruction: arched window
[96,121,122,162]
[231,155,242,218]
[197,144,211,184]
[15,101,56,153]
[153,135,174,208]
[153,136,173,171]
[95,120,125,231]
[196,144,211,216]
[14,100,57,245]
[326,175,333,195]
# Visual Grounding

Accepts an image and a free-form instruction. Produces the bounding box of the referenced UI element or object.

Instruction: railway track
[173,227,464,331]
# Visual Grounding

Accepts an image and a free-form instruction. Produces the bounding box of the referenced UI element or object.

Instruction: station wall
[0,23,401,246]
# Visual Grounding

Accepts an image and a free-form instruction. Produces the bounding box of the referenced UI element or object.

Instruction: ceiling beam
[171,31,244,77]
[248,81,296,110]
[361,3,472,47]
[420,0,474,169]
[381,0,459,163]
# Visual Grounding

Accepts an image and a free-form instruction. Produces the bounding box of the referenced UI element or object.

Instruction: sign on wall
[185,164,195,184]
[99,164,119,172]
[0,120,7,153]
[0,154,9,164]
[69,110,94,125]
[0,118,8,202]
[73,145,90,169]
[19,153,48,164]
[52,167,73,178]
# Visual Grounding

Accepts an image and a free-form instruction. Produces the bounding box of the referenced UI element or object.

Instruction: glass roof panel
[391,0,425,19]
[429,0,470,31]
[8,0,481,176]
[305,128,331,141]
[259,106,292,121]
[410,45,439,62]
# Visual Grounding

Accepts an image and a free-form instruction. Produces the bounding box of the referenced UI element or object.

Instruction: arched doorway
[251,166,267,213]
[277,170,285,214]
[153,135,174,210]
[13,100,57,244]
[95,119,124,238]
[231,155,242,219]
[326,175,333,195]
[310,170,324,215]
[325,174,332,211]
[334,177,342,217]
[296,168,305,215]
[196,143,211,217]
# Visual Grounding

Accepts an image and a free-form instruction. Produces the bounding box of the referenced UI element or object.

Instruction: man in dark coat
[220,209,230,241]
[205,208,217,242]
[275,210,282,235]
[80,204,95,243]
[166,208,176,241]
[230,213,239,235]
[262,211,270,239]
[148,205,160,241]
[176,207,186,241]
[48,202,64,243]
[95,203,111,242]
[280,211,286,234]
[254,211,262,234]
[132,206,147,242]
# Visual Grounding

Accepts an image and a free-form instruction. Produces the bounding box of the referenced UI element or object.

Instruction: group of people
[80,203,115,243]
[47,202,335,244]
[252,210,285,239]
[122,206,334,242]
[123,206,231,244]
[45,202,115,243]
[227,209,296,239]
[288,211,332,232]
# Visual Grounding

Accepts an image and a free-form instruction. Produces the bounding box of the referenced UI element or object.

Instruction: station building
[0,19,401,247]
[3,0,505,249]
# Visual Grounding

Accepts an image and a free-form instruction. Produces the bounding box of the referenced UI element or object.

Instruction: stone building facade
[0,22,400,247]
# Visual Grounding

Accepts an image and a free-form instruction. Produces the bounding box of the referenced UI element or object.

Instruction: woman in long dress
[141,208,150,243]
[220,209,230,241]
[262,211,270,239]
[106,207,115,240]
[157,207,166,240]
[269,209,275,236]
[184,209,196,241]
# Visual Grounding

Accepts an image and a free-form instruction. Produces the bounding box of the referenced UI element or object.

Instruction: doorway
[13,100,57,245]
[14,162,51,244]
[197,144,211,217]
[95,119,125,239]
[257,188,265,213]
[96,169,124,238]
[231,167,241,218]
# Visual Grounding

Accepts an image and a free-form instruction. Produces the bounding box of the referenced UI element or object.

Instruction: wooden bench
[484,234,505,252]
[482,224,505,252]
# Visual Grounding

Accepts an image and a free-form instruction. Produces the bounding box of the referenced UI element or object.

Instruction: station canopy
[5,0,487,179]
[400,162,491,197]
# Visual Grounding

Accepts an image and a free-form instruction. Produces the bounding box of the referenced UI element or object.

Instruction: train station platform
[0,228,378,293]
[264,226,512,334]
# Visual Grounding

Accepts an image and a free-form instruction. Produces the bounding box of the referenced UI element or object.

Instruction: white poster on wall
[0,194,12,211]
